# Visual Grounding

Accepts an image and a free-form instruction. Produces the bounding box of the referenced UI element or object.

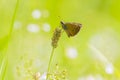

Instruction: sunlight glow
[42,23,50,32]
[40,72,47,80]
[66,47,78,59]
[32,9,42,19]
[105,64,114,74]
[27,24,40,33]
[89,28,119,61]
[88,44,109,64]
[14,21,22,29]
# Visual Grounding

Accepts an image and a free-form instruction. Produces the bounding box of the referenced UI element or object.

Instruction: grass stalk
[46,47,55,80]
[0,0,19,79]
[8,0,19,38]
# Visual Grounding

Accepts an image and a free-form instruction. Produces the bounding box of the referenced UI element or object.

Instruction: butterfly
[60,21,82,37]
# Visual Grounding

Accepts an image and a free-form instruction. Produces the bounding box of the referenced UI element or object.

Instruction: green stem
[1,58,8,80]
[9,0,19,38]
[46,47,55,80]
[1,0,19,79]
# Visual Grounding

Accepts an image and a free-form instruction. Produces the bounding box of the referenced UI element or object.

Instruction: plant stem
[9,0,19,38]
[46,47,55,80]
[1,0,19,79]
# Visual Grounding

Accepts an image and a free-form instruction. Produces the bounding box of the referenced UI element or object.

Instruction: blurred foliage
[0,0,120,80]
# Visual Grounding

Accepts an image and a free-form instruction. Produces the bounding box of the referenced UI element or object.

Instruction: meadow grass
[0,0,19,80]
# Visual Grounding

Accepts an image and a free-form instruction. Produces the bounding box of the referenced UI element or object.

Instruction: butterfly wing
[64,22,82,37]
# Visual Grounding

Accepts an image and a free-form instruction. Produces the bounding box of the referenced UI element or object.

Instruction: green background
[0,0,120,80]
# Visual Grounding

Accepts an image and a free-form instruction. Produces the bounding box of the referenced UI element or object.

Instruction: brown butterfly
[60,21,82,37]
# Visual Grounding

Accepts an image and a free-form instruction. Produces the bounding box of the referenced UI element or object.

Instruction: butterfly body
[60,21,82,37]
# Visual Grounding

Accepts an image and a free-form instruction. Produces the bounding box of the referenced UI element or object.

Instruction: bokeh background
[0,0,120,80]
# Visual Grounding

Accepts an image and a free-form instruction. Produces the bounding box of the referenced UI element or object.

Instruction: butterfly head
[60,21,68,30]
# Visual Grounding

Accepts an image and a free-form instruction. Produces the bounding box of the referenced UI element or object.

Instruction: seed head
[33,72,40,80]
[51,28,62,48]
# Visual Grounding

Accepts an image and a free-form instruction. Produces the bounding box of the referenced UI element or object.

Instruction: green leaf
[0,35,9,51]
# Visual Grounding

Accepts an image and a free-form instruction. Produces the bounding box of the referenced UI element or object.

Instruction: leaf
[0,35,9,51]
